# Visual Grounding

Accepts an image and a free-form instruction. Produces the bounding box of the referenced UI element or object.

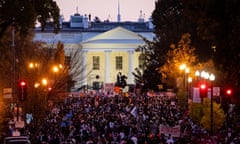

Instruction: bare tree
[29,40,89,101]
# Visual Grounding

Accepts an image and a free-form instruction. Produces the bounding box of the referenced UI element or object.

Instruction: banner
[192,87,201,103]
[159,125,180,138]
[105,83,114,94]
[3,88,12,99]
[213,87,220,96]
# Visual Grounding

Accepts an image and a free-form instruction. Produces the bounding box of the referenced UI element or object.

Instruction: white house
[34,12,154,90]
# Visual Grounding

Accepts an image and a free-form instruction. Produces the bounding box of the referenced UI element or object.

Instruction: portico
[79,26,146,88]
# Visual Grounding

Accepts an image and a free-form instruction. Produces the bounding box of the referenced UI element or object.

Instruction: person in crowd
[24,91,238,144]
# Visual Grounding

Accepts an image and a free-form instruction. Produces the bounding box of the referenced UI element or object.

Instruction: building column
[105,50,111,83]
[128,51,134,84]
[82,50,88,86]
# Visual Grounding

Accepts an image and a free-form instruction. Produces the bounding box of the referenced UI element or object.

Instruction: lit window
[116,56,123,70]
[93,56,100,70]
[138,54,144,69]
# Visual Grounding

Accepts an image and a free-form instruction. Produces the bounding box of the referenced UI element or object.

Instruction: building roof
[35,15,154,33]
[81,26,145,51]
[82,26,142,43]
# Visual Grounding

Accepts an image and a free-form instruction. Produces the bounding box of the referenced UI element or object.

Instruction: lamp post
[185,68,190,89]
[187,77,192,110]
[180,64,191,110]
[41,78,48,87]
[29,61,39,81]
[53,66,59,73]
[11,22,16,104]
[53,65,59,81]
[185,68,190,86]
[209,73,215,135]
[52,64,63,86]
[41,78,48,99]
[29,62,39,69]
[195,70,200,84]
[179,64,186,89]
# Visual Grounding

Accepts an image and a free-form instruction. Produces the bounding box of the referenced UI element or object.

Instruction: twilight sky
[54,0,156,22]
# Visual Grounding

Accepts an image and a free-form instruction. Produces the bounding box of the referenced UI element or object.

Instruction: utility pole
[11,19,16,103]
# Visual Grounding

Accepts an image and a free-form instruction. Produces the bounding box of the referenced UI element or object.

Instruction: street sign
[192,87,201,103]
[3,88,12,99]
[213,87,220,96]
[15,120,25,128]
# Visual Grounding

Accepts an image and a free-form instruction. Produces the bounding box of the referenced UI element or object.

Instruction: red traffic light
[226,89,232,96]
[199,83,208,98]
[20,81,26,86]
[18,80,27,101]
[48,87,52,91]
[200,84,207,90]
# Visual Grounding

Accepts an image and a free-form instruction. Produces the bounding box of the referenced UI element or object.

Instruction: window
[138,54,145,69]
[93,56,100,70]
[92,81,102,90]
[64,56,71,68]
[116,56,123,70]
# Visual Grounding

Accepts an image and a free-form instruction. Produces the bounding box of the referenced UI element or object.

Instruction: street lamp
[195,70,200,76]
[41,78,48,86]
[195,70,200,82]
[179,64,190,110]
[188,77,192,84]
[52,64,63,81]
[53,64,63,72]
[29,62,39,69]
[187,77,192,109]
[200,71,206,79]
[179,64,187,89]
[28,62,40,93]
[204,72,210,80]
[53,66,59,73]
[179,64,186,71]
[34,82,40,88]
[41,78,49,102]
[209,73,215,135]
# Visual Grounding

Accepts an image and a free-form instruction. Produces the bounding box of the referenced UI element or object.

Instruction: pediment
[81,26,145,45]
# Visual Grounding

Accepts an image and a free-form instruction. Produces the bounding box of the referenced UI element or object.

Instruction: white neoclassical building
[34,12,154,90]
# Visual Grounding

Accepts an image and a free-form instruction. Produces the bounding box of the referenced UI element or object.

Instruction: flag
[95,95,99,107]
[130,106,138,117]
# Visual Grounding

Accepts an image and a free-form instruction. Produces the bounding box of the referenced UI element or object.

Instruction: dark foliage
[0,0,60,38]
[145,0,240,94]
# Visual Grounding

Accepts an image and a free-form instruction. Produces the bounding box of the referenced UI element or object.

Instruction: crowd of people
[21,90,238,144]
[32,93,185,144]
[2,89,239,144]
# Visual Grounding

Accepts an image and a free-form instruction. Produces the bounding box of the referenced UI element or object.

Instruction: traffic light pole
[16,104,19,121]
[21,85,24,101]
[210,87,213,135]
[11,21,16,103]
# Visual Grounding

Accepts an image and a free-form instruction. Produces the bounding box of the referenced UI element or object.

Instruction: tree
[0,27,87,136]
[0,95,9,136]
[150,1,240,111]
[23,40,87,100]
[189,103,203,124]
[182,0,240,88]
[189,99,225,133]
[152,0,186,42]
[0,0,60,38]
[135,37,163,92]
[132,68,143,89]
[0,27,44,135]
[157,33,198,90]
[142,0,193,91]
[200,99,225,132]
